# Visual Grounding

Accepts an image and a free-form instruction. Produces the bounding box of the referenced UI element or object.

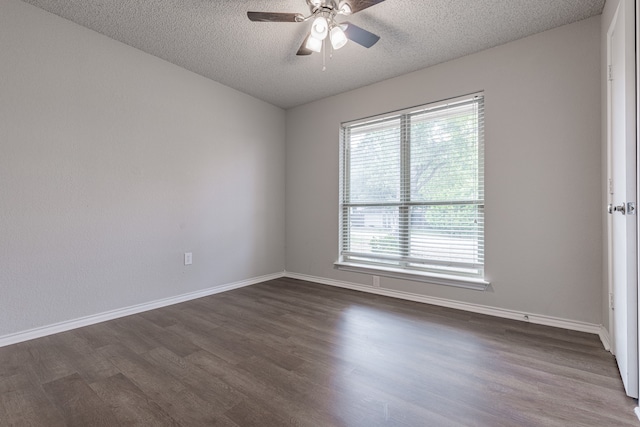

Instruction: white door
[607,0,638,399]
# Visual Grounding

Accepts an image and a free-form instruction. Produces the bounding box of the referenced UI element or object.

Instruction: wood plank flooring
[0,277,638,426]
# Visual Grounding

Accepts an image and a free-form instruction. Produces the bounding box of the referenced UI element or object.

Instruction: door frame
[606,0,638,399]
[637,0,640,402]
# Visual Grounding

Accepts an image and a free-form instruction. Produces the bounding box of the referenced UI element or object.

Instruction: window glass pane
[410,103,480,202]
[347,206,400,256]
[409,205,484,265]
[348,118,401,203]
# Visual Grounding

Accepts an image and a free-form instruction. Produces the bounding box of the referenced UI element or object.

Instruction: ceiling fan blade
[342,22,380,48]
[345,0,386,14]
[247,12,303,22]
[297,34,313,56]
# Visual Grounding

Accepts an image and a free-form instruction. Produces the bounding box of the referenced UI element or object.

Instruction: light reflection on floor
[328,304,489,424]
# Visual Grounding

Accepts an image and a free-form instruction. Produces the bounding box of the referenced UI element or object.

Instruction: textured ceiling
[21,0,605,109]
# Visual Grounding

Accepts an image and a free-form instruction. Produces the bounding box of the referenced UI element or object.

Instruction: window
[336,93,486,289]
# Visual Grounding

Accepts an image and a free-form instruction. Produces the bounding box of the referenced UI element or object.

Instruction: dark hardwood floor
[0,277,637,426]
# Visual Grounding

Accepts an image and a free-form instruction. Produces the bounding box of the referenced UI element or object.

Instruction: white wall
[286,17,603,324]
[0,0,285,337]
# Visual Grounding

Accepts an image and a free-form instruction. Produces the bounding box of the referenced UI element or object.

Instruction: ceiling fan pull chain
[322,38,326,71]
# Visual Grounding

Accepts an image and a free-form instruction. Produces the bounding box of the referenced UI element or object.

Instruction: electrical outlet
[184,252,193,265]
[373,275,380,288]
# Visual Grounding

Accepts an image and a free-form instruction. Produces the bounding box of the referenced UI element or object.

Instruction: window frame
[335,93,489,290]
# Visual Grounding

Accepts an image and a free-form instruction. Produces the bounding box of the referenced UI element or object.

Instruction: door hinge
[608,64,614,81]
[610,292,614,310]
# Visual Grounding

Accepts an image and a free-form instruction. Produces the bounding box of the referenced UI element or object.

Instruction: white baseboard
[284,272,603,337]
[634,407,640,422]
[599,326,612,352]
[2,270,607,350]
[0,272,285,348]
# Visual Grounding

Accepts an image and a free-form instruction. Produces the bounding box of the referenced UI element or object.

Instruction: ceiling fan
[247,0,385,57]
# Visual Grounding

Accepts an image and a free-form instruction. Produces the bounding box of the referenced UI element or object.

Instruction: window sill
[333,261,490,291]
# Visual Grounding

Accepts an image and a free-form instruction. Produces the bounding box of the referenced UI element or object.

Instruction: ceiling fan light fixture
[330,26,348,50]
[305,35,323,53]
[310,16,329,40]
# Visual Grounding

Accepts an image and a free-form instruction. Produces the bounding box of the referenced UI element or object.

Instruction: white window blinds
[339,93,484,278]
